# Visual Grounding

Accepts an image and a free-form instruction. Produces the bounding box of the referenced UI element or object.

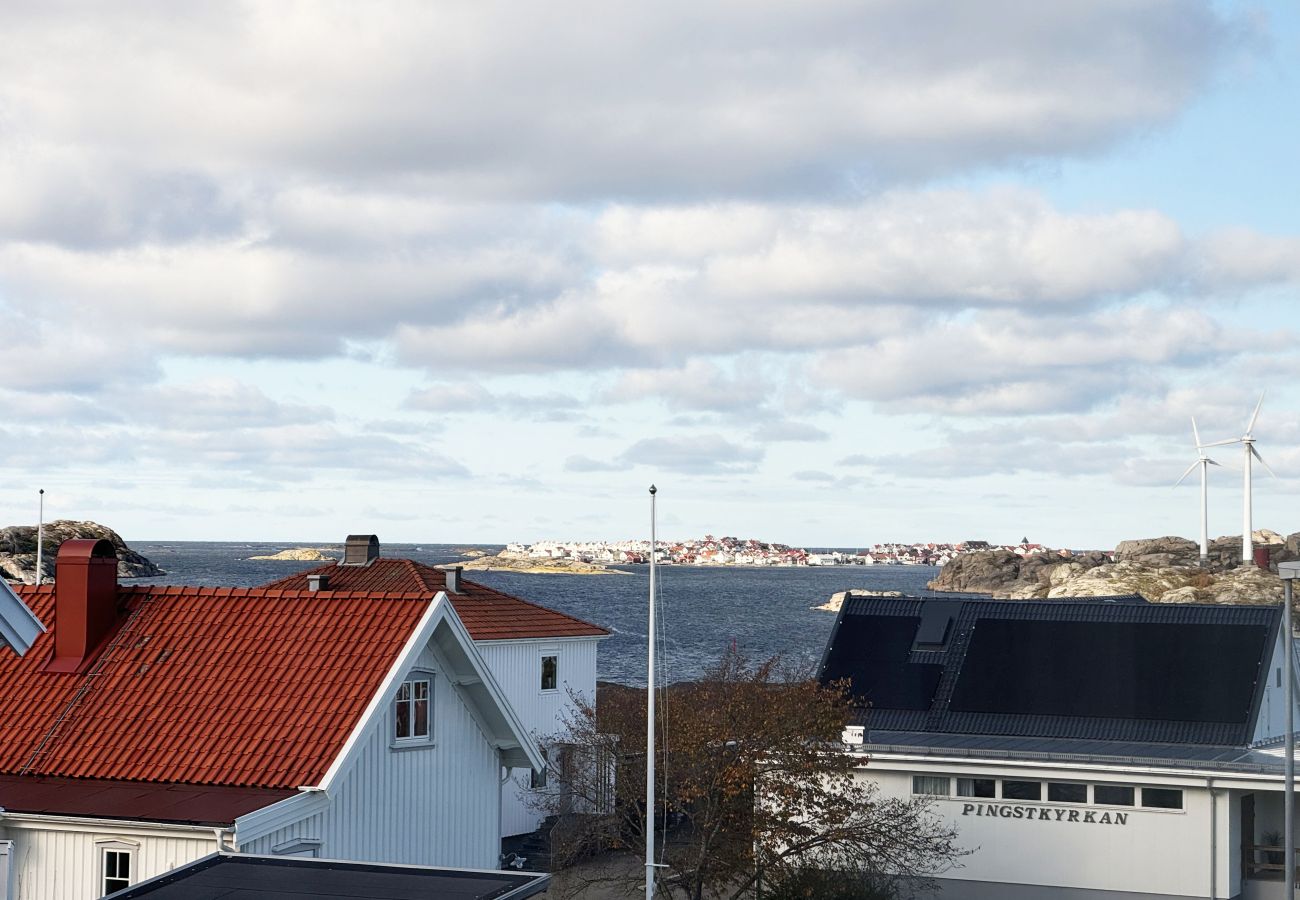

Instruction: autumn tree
[536,648,963,900]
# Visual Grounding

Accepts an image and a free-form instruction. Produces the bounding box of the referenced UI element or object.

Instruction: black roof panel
[818,595,1280,747]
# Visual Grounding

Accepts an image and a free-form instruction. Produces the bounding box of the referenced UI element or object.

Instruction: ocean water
[130,541,940,685]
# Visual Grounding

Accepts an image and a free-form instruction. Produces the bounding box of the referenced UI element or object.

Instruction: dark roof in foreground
[820,593,1280,748]
[106,853,550,900]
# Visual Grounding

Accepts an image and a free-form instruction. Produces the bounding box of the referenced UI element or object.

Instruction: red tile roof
[259,559,609,642]
[1,585,429,791]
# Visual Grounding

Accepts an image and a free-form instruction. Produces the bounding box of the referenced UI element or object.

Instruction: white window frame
[390,670,435,750]
[271,837,323,858]
[540,650,560,693]
[96,839,138,897]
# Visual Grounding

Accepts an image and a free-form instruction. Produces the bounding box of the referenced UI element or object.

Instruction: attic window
[541,654,558,692]
[393,676,431,745]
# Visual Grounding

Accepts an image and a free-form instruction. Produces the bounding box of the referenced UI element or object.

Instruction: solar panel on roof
[821,615,943,710]
[949,619,1270,724]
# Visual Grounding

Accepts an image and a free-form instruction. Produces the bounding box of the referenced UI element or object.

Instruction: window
[956,778,995,798]
[531,747,549,789]
[1094,784,1135,806]
[541,654,558,691]
[1001,780,1041,801]
[102,848,132,896]
[1141,787,1183,810]
[912,775,950,796]
[1048,782,1087,803]
[393,677,431,743]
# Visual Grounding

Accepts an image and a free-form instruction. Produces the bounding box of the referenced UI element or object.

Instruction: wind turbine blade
[1246,391,1265,435]
[1251,445,1278,478]
[1175,461,1200,486]
[1191,416,1202,448]
[1206,458,1222,467]
[1199,437,1241,449]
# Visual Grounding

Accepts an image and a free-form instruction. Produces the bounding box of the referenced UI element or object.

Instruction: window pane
[396,682,410,702]
[414,680,428,700]
[395,699,410,739]
[106,854,118,878]
[414,698,429,737]
[956,778,995,798]
[1002,780,1041,801]
[1094,785,1134,806]
[1047,782,1087,803]
[912,775,949,796]
[1141,788,1183,810]
[541,656,558,690]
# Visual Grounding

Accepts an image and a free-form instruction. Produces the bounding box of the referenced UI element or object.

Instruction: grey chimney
[341,534,380,567]
[445,566,462,594]
[307,574,329,592]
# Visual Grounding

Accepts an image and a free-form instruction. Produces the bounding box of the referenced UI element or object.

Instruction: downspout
[212,827,236,853]
[1206,778,1216,900]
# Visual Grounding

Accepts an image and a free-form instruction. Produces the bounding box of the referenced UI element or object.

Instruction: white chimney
[841,725,865,746]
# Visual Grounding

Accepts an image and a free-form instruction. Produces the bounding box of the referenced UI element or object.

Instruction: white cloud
[0,1,1238,201]
[620,434,764,474]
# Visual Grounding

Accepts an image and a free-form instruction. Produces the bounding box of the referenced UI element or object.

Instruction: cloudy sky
[3,0,1298,548]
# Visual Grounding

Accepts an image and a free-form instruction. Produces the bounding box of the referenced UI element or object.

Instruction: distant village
[505,536,1062,567]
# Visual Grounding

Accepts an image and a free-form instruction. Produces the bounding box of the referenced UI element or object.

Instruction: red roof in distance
[258,558,609,642]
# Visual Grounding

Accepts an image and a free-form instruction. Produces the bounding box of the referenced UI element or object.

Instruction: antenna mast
[645,484,658,900]
[35,489,45,587]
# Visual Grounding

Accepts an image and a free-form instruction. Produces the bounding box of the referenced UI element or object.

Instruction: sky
[2,0,1299,548]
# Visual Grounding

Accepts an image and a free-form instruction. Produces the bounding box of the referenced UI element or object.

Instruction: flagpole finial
[648,484,657,495]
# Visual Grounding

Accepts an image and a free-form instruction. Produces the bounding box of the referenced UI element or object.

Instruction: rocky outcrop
[454,553,628,576]
[927,531,1300,605]
[813,589,904,613]
[247,548,337,561]
[0,520,163,584]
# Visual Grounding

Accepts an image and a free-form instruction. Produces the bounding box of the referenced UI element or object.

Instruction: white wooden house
[0,538,543,900]
[820,593,1300,900]
[259,536,610,838]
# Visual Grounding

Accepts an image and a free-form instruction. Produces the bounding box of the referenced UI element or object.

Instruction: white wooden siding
[478,637,600,836]
[238,642,502,869]
[0,818,215,900]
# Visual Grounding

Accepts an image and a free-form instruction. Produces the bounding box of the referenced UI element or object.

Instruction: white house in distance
[0,538,543,900]
[820,592,1300,900]
[259,535,611,839]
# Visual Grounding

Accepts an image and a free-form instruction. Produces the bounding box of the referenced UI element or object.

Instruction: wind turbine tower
[1175,417,1220,566]
[1201,393,1276,563]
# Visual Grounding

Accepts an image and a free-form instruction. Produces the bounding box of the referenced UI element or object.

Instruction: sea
[129,541,941,686]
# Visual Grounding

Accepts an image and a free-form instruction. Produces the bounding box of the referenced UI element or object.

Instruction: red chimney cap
[57,539,116,561]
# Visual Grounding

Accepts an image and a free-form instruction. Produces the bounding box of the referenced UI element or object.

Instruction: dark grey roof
[819,594,1280,748]
[105,853,550,900]
[858,729,1292,774]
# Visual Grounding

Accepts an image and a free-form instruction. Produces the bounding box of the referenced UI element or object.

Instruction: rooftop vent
[46,538,122,673]
[842,725,864,746]
[341,535,380,567]
[307,574,330,592]
[445,566,462,594]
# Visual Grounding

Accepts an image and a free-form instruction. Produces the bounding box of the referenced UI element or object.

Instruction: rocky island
[247,547,338,561]
[0,520,163,584]
[453,551,629,576]
[925,530,1299,605]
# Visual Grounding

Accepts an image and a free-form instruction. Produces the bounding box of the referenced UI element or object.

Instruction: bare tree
[535,648,964,900]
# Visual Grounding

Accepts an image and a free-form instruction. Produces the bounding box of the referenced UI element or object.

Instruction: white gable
[0,581,45,657]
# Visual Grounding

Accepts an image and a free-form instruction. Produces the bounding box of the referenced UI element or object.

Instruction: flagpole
[35,489,45,587]
[645,484,657,900]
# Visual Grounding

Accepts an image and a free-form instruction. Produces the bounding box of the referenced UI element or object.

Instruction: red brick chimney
[45,538,122,673]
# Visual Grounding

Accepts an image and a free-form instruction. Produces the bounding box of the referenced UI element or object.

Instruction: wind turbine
[1175,417,1221,566]
[1200,392,1277,563]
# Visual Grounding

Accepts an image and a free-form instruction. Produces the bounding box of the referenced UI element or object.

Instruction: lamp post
[1279,561,1300,897]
